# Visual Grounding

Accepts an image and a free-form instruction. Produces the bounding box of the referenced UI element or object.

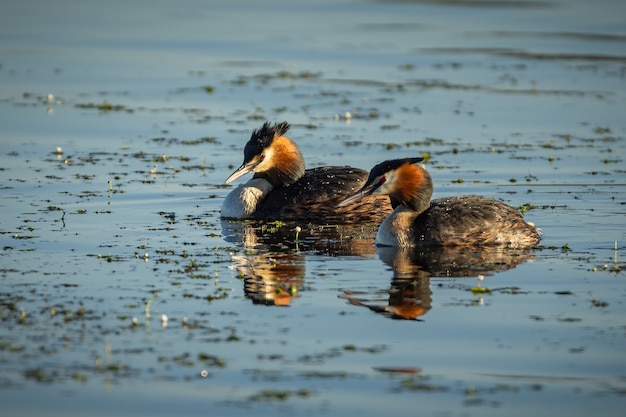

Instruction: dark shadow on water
[221,219,536,317]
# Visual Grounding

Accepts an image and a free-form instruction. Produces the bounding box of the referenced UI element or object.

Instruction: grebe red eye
[259,154,265,161]
[379,176,386,184]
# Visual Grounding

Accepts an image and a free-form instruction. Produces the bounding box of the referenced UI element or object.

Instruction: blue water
[1,0,626,416]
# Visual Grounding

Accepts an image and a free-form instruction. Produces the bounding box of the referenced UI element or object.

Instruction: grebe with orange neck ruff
[339,157,541,247]
[221,121,391,224]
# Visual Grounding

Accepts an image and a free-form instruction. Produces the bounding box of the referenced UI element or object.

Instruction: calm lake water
[1,0,625,416]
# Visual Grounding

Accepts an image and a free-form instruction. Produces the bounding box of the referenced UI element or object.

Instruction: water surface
[1,0,625,416]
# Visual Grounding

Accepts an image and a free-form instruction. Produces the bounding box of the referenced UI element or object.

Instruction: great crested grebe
[221,121,391,223]
[338,157,541,247]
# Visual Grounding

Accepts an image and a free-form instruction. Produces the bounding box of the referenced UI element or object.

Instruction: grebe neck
[376,206,419,247]
[391,164,433,214]
[253,164,303,189]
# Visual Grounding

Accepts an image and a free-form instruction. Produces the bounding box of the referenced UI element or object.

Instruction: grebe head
[338,157,433,213]
[224,121,305,188]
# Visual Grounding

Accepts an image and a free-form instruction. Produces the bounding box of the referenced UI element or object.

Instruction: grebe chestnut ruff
[339,157,541,247]
[221,121,391,223]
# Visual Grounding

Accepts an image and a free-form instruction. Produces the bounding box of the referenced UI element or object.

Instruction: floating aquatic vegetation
[75,100,131,113]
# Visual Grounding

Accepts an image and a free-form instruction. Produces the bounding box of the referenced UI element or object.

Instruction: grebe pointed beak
[337,179,383,207]
[224,160,258,184]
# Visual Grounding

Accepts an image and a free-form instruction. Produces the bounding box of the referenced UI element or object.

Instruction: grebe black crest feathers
[244,121,291,162]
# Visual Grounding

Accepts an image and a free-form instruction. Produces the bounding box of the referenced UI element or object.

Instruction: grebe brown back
[338,157,541,247]
[221,121,391,223]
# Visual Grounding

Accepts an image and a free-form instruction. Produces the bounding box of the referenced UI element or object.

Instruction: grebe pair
[222,122,541,248]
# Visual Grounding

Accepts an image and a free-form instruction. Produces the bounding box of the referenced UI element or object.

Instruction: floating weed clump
[299,370,348,379]
[589,294,609,308]
[181,136,219,146]
[172,352,195,367]
[198,353,226,368]
[95,253,126,263]
[72,373,89,383]
[519,203,539,214]
[392,375,448,393]
[205,288,230,302]
[0,342,25,353]
[248,389,312,403]
[297,344,387,365]
[158,211,177,224]
[235,70,322,85]
[24,368,58,384]
[75,101,131,113]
